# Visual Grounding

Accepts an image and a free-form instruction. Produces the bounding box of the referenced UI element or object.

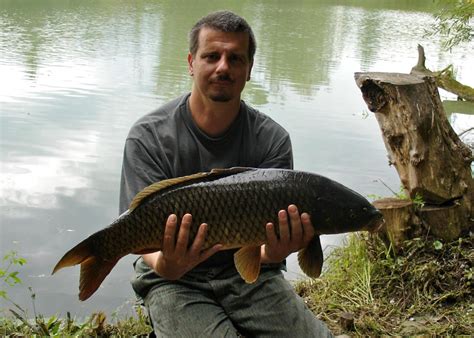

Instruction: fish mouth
[365,210,385,232]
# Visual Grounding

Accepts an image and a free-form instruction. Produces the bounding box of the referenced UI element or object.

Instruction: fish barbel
[52,167,383,300]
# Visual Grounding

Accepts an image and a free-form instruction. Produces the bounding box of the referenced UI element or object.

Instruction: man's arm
[120,138,221,279]
[119,138,165,214]
[257,130,293,170]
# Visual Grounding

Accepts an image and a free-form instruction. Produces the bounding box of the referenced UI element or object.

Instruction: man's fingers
[175,213,192,253]
[189,223,208,253]
[301,212,315,244]
[278,209,290,242]
[265,222,278,246]
[288,204,303,244]
[199,244,223,263]
[162,214,178,254]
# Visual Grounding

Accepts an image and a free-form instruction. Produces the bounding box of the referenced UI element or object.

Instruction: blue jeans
[142,264,333,337]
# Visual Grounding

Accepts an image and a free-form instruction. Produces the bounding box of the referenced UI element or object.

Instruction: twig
[377,178,399,197]
[9,309,35,331]
[459,127,473,137]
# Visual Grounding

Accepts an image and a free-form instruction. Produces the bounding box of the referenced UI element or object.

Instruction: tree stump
[372,198,417,250]
[354,72,473,243]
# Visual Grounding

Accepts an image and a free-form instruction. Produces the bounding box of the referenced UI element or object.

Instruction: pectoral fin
[234,246,262,283]
[132,248,159,255]
[297,235,323,278]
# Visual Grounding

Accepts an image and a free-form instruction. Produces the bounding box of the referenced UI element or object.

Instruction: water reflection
[1,0,473,317]
[451,113,474,149]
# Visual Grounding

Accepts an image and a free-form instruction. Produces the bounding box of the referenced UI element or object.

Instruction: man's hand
[261,205,315,264]
[142,213,222,280]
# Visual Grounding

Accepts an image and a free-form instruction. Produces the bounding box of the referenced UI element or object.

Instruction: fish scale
[52,167,383,301]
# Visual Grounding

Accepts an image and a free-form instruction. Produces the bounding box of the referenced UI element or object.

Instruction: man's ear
[187,53,194,76]
[247,61,254,81]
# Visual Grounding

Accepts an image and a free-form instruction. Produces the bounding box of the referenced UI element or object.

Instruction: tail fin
[52,238,118,301]
[52,239,93,274]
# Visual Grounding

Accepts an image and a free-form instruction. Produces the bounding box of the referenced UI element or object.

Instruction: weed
[0,251,26,301]
[2,234,472,336]
[1,303,152,336]
[1,250,152,336]
[295,233,474,336]
[370,180,426,208]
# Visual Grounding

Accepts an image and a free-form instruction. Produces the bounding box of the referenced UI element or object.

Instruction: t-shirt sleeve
[119,138,167,214]
[257,126,294,170]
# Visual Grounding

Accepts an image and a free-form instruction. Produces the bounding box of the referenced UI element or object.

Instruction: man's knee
[144,285,239,337]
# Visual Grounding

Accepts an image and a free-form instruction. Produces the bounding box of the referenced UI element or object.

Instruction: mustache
[211,74,233,83]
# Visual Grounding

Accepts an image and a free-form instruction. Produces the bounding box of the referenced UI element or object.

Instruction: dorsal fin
[209,167,251,175]
[129,172,209,212]
[129,167,253,212]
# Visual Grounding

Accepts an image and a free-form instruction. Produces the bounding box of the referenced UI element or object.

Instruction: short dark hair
[189,10,256,63]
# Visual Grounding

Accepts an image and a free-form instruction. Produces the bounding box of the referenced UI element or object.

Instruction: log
[372,198,417,250]
[411,44,474,102]
[355,72,473,240]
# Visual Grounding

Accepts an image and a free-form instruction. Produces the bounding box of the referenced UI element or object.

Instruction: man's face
[188,27,253,103]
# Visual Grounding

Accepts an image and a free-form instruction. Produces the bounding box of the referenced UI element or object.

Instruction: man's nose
[216,56,230,73]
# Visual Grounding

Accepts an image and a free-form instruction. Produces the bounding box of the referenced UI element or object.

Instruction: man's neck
[188,92,241,137]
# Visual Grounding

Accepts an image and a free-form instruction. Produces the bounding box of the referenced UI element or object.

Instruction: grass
[0,250,153,336]
[1,233,473,336]
[0,304,152,336]
[295,232,474,336]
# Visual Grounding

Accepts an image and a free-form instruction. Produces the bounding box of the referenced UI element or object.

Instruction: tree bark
[355,72,473,243]
[419,204,463,241]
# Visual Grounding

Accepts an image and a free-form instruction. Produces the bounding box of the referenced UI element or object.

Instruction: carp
[53,167,383,300]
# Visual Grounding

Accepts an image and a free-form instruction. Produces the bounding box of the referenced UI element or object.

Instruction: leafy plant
[295,233,474,335]
[366,193,383,201]
[0,250,153,336]
[433,240,443,250]
[0,251,26,300]
[425,0,474,51]
[1,305,153,336]
[411,193,425,209]
[369,181,426,208]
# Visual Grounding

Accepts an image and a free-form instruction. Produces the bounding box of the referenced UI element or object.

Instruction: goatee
[210,93,232,102]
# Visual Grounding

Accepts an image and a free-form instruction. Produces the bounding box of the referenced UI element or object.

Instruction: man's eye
[205,54,219,61]
[230,55,243,63]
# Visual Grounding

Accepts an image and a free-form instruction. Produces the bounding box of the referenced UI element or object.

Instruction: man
[120,10,333,337]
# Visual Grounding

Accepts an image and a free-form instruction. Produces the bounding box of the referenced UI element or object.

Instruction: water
[1,0,473,318]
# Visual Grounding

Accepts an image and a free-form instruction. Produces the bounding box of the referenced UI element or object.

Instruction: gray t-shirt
[119,93,293,296]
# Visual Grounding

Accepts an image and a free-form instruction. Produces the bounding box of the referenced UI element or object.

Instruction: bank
[1,233,472,336]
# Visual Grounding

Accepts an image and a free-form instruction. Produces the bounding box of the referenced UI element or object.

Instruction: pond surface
[1,0,473,317]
